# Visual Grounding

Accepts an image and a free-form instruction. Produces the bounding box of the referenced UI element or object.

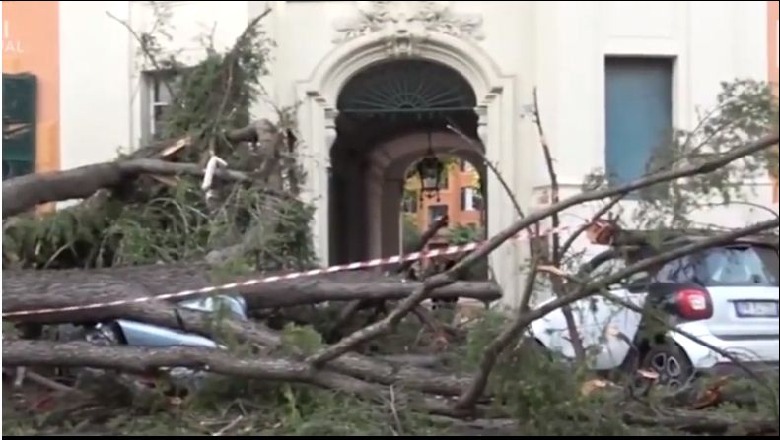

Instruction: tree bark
[246,281,501,308]
[4,286,472,397]
[2,339,466,416]
[2,265,500,318]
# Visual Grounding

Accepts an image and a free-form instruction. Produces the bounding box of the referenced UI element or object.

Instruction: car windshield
[656,245,779,286]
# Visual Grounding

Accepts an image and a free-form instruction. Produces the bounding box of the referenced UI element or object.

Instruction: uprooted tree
[3,7,779,436]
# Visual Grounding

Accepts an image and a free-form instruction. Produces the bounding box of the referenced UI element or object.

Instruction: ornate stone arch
[295,21,523,308]
[303,30,505,107]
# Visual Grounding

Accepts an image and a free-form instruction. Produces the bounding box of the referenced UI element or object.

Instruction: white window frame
[460,186,483,211]
[428,204,449,225]
[141,70,179,143]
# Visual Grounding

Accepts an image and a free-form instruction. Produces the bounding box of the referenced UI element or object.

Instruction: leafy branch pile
[3,8,314,274]
[2,5,780,437]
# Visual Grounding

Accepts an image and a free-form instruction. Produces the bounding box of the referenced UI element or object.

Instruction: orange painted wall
[2,1,60,175]
[405,163,483,234]
[769,1,778,202]
[415,167,482,231]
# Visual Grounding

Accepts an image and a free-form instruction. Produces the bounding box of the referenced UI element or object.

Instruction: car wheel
[636,344,694,389]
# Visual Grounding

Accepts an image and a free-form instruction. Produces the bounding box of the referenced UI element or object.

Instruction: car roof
[610,228,779,249]
[577,228,778,276]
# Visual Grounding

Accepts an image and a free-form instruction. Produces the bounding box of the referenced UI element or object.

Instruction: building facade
[3,1,778,307]
[402,159,483,233]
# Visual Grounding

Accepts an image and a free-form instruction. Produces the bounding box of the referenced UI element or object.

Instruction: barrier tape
[2,225,571,318]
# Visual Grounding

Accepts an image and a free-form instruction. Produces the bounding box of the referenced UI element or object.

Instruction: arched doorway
[328,59,485,265]
[296,30,526,307]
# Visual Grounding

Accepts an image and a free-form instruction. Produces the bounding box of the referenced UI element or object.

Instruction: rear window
[655,245,779,287]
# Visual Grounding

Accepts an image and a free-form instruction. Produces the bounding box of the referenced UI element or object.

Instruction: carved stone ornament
[332,1,484,46]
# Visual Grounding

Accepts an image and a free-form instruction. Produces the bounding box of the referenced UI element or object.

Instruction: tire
[634,344,695,390]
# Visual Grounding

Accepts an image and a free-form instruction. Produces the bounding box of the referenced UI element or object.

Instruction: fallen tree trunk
[3,264,212,304]
[3,267,500,316]
[2,339,468,417]
[245,281,500,308]
[2,158,256,219]
[2,124,266,219]
[4,294,471,397]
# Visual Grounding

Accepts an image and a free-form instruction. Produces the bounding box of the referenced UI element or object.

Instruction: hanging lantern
[416,130,444,201]
[416,156,444,200]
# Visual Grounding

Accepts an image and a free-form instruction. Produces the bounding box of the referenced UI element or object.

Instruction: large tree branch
[2,267,501,318]
[2,124,266,219]
[305,134,778,367]
[1,158,250,219]
[531,87,586,362]
[1,340,464,416]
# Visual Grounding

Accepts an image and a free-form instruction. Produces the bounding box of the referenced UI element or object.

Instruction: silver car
[531,233,779,387]
[82,294,249,347]
[56,294,250,390]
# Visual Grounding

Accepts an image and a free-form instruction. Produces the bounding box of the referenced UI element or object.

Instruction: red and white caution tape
[2,225,570,318]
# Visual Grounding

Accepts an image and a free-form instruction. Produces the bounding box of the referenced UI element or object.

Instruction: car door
[531,250,649,370]
[578,257,650,370]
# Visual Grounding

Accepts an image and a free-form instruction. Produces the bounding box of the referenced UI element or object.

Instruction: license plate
[734,301,779,318]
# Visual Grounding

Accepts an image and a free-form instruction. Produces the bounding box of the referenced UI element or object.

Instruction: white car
[531,233,779,387]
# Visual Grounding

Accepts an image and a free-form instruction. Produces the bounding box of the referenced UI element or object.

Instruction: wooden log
[2,266,501,317]
[1,124,263,219]
[1,339,465,416]
[3,300,471,398]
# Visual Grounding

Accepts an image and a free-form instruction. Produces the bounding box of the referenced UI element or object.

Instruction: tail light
[674,288,713,321]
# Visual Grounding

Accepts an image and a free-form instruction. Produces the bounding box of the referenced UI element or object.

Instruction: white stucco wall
[58,1,132,171]
[52,1,778,305]
[58,0,249,169]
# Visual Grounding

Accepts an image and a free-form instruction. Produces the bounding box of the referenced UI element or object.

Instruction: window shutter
[3,73,37,180]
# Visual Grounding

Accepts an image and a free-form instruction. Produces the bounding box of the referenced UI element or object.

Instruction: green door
[3,73,37,180]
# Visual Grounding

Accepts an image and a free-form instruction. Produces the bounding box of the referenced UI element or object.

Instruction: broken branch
[531,86,586,363]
